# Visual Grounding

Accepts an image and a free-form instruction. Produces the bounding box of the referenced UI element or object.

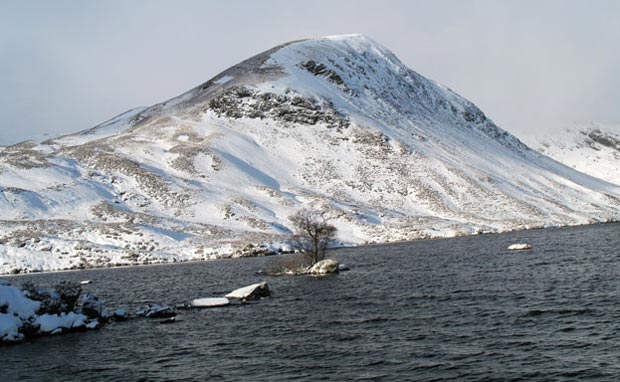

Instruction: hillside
[1,34,619,273]
[518,122,620,186]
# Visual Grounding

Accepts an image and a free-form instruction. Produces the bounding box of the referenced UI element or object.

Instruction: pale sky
[1,0,619,145]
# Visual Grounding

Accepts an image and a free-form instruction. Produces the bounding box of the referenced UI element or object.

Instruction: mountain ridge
[517,122,620,186]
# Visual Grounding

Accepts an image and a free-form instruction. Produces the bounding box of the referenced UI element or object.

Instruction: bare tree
[289,209,337,265]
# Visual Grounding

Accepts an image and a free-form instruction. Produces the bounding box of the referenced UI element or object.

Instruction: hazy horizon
[1,0,619,145]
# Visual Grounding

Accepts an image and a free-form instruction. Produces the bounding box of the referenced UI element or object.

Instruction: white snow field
[1,35,619,274]
[517,122,620,186]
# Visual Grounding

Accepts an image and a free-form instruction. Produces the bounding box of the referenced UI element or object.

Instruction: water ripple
[3,223,620,381]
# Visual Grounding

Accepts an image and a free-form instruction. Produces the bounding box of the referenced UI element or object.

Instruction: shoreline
[337,218,619,250]
[2,219,618,278]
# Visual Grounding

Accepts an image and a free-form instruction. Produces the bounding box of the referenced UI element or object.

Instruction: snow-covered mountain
[517,122,620,186]
[1,34,619,273]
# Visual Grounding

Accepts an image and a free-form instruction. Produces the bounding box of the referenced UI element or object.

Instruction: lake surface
[3,223,620,381]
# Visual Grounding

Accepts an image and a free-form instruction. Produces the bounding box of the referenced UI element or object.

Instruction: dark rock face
[112,309,128,321]
[17,321,40,339]
[247,283,271,300]
[225,282,271,301]
[461,106,487,124]
[301,60,346,87]
[208,86,349,129]
[584,128,620,151]
[22,281,82,315]
[80,293,106,319]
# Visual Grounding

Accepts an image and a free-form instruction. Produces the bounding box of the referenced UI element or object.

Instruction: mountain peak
[318,33,367,40]
[282,33,389,60]
[168,33,521,152]
[302,33,377,46]
[273,33,390,63]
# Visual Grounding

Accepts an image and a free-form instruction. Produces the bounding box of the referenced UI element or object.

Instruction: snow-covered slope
[518,122,620,186]
[1,35,619,273]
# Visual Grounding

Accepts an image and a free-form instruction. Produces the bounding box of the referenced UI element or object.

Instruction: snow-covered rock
[307,259,340,275]
[190,297,230,308]
[0,284,40,320]
[225,282,270,301]
[112,308,128,321]
[136,304,176,318]
[508,243,532,251]
[0,313,25,342]
[0,282,107,343]
[35,312,90,334]
[1,35,620,274]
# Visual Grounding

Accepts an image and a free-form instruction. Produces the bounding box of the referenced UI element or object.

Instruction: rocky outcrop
[300,60,350,93]
[112,309,128,321]
[225,282,270,301]
[207,86,349,128]
[136,303,177,318]
[0,281,119,343]
[79,293,114,321]
[307,259,339,275]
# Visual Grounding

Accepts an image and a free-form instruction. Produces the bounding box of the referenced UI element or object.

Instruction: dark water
[3,223,620,381]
